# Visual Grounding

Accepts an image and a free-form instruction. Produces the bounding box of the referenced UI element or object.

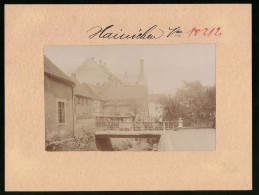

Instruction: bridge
[95,121,174,151]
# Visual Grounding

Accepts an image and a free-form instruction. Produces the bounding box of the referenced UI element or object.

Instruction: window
[58,101,65,123]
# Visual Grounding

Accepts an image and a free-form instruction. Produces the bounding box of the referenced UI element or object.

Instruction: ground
[158,128,215,151]
[109,128,216,151]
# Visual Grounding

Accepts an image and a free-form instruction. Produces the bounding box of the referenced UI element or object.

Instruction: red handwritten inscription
[187,27,222,37]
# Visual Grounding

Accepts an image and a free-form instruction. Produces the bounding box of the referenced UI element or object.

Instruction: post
[163,122,165,131]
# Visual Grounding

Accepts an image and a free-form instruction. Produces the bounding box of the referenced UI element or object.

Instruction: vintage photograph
[44,44,216,151]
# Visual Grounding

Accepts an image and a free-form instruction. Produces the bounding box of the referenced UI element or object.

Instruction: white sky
[44,44,215,94]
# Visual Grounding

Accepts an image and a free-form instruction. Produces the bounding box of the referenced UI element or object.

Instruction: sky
[44,44,215,94]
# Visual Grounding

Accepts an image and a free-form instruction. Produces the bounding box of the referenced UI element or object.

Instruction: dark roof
[148,94,166,102]
[74,82,101,100]
[100,85,148,100]
[44,56,74,84]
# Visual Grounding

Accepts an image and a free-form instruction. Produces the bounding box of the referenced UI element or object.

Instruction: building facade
[73,58,149,123]
[99,85,149,122]
[71,74,102,136]
[148,94,165,121]
[45,55,158,140]
[74,57,123,87]
[44,56,75,141]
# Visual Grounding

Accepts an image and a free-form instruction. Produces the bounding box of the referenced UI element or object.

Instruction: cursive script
[86,25,165,39]
[86,25,221,40]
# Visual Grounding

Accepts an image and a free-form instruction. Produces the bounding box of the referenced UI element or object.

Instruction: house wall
[102,99,149,121]
[74,96,96,137]
[44,75,74,141]
[148,101,163,120]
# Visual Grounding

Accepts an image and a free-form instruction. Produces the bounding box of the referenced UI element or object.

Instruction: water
[111,138,159,151]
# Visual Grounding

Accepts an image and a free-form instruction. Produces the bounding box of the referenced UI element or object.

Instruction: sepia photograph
[4,4,252,191]
[44,44,216,151]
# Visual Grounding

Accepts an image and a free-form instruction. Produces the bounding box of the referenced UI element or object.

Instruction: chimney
[99,60,102,65]
[139,59,144,80]
[91,57,94,61]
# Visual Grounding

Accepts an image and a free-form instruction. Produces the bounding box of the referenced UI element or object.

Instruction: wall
[75,58,113,85]
[74,96,96,137]
[44,75,74,141]
[148,101,163,120]
[102,99,149,121]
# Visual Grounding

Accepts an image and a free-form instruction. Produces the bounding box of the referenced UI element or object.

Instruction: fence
[169,119,215,129]
[95,121,175,131]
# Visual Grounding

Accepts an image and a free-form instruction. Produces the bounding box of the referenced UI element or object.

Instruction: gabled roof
[44,56,74,84]
[74,82,101,100]
[100,85,148,100]
[74,57,123,85]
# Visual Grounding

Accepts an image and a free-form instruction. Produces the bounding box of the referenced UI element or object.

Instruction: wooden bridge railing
[95,121,175,131]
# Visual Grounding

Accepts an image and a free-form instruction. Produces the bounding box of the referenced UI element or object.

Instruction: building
[73,58,146,87]
[45,55,154,138]
[148,94,166,121]
[71,74,102,136]
[44,56,75,141]
[115,59,146,85]
[73,58,149,122]
[74,57,123,87]
[98,85,149,122]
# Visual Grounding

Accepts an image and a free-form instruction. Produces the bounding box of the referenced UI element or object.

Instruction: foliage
[46,132,97,151]
[128,99,145,121]
[160,81,216,127]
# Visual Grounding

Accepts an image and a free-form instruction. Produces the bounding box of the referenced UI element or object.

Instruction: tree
[160,95,182,121]
[160,81,216,127]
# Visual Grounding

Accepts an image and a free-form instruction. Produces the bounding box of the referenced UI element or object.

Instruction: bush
[46,132,97,151]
